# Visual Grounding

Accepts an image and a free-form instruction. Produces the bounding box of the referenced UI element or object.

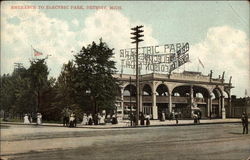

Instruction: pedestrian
[241,112,248,134]
[28,114,33,123]
[99,114,105,125]
[36,113,42,125]
[88,114,93,125]
[161,112,165,121]
[106,114,111,123]
[175,112,179,124]
[111,114,118,124]
[97,113,101,124]
[193,114,198,124]
[69,113,75,127]
[62,107,70,127]
[24,114,30,124]
[93,113,98,125]
[197,111,202,124]
[140,112,145,125]
[146,114,150,126]
[130,113,135,126]
[81,113,88,125]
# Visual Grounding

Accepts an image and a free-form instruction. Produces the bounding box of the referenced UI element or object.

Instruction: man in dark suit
[241,112,248,134]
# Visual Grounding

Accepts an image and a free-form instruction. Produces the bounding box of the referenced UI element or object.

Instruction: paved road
[1,123,250,160]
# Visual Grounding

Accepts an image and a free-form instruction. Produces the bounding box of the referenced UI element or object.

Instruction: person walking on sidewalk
[146,114,150,126]
[241,112,248,134]
[24,114,30,124]
[139,112,145,126]
[36,113,42,125]
[175,112,179,125]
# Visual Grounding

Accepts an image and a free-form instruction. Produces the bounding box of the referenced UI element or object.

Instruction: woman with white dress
[81,113,88,125]
[99,114,105,125]
[37,113,42,125]
[24,114,30,124]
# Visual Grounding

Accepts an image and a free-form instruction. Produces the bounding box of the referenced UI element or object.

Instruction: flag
[198,58,204,68]
[33,48,43,56]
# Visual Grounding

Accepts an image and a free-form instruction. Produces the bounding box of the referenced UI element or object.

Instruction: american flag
[33,48,43,56]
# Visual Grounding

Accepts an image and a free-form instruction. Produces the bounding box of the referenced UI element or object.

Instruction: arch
[142,84,152,96]
[172,85,210,98]
[155,82,170,93]
[123,84,136,96]
[212,88,222,99]
[156,84,169,96]
[172,85,190,97]
[223,91,229,98]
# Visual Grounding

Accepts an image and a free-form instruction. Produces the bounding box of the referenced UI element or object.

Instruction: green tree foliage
[28,58,49,112]
[1,39,120,121]
[0,74,16,115]
[0,67,36,118]
[52,61,81,118]
[74,39,119,114]
[0,58,52,120]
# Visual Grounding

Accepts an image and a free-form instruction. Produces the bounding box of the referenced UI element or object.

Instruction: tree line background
[0,40,120,122]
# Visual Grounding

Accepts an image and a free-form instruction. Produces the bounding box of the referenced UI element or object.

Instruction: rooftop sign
[120,42,189,73]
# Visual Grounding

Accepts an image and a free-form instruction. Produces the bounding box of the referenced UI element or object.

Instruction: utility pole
[131,25,144,125]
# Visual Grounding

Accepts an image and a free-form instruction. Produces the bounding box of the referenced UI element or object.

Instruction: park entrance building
[115,71,233,120]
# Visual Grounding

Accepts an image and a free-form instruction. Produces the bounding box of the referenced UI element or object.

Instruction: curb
[0,121,241,129]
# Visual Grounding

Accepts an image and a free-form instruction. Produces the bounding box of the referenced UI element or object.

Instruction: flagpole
[197,58,200,72]
[31,45,33,60]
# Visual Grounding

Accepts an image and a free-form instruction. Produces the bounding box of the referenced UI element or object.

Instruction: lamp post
[131,25,144,125]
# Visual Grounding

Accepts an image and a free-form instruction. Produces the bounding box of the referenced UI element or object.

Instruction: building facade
[231,96,250,118]
[115,71,233,120]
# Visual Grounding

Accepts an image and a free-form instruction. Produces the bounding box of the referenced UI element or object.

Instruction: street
[1,123,250,160]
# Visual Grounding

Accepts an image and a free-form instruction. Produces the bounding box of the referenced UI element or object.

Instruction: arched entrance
[123,84,137,117]
[142,84,153,115]
[156,84,169,118]
[172,85,210,118]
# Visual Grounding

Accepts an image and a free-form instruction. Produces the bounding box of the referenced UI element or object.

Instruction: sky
[1,1,249,97]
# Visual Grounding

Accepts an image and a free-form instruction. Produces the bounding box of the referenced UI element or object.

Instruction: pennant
[33,48,43,56]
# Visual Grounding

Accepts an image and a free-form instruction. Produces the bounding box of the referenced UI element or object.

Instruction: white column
[221,96,226,119]
[218,96,221,118]
[207,94,212,118]
[152,82,158,119]
[139,88,143,113]
[168,89,172,113]
[120,87,124,119]
[207,97,210,117]
[190,85,194,117]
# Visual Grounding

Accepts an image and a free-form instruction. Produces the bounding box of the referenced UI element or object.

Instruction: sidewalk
[1,118,243,129]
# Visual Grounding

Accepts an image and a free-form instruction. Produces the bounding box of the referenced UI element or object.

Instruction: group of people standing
[80,113,117,125]
[137,112,150,126]
[159,111,180,124]
[62,107,118,127]
[23,113,42,125]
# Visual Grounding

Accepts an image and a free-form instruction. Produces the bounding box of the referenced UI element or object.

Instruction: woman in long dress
[37,113,42,125]
[81,113,88,125]
[99,114,105,125]
[24,114,30,124]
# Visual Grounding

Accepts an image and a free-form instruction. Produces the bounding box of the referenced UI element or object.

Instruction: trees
[1,39,120,121]
[0,66,36,119]
[28,58,49,113]
[74,39,119,114]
